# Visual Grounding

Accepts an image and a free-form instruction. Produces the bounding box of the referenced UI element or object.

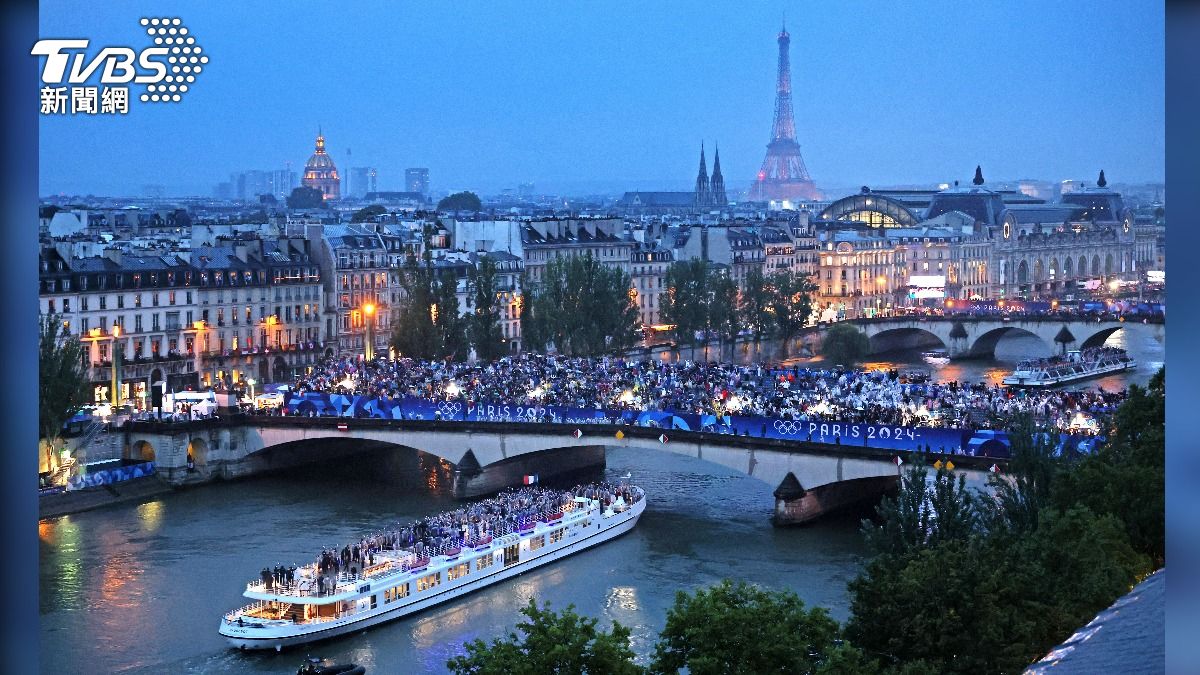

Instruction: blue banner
[282,393,1099,459]
[67,461,156,490]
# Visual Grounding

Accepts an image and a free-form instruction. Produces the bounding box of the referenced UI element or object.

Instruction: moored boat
[219,483,645,651]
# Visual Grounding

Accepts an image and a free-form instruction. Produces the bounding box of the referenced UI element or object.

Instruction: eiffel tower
[749,22,821,202]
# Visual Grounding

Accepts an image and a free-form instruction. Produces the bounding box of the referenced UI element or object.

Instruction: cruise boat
[218,484,645,651]
[1002,349,1136,388]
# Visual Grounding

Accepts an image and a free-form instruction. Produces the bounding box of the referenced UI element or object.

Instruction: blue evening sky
[37,1,1164,197]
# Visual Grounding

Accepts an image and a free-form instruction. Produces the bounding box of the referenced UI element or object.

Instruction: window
[384,583,409,603]
[81,297,89,311]
[416,573,440,592]
[550,528,565,544]
[529,535,545,552]
[476,553,494,571]
[446,562,469,581]
[117,295,124,308]
[503,543,520,567]
[100,296,107,310]
[134,293,142,308]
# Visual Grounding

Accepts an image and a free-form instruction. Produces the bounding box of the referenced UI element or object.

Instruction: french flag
[523,474,539,485]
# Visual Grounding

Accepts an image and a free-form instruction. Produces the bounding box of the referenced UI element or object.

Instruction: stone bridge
[118,417,996,525]
[834,317,1164,359]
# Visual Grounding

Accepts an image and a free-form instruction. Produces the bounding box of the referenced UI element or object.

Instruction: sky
[36,1,1165,197]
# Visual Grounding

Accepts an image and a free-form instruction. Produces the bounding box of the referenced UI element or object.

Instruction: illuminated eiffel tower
[749,21,821,202]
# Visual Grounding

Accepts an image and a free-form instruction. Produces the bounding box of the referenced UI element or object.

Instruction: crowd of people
[255,484,640,598]
[286,353,1128,431]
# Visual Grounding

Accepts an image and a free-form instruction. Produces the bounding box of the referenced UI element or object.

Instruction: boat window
[417,573,440,592]
[384,583,409,603]
[447,563,470,581]
[503,543,520,567]
[550,528,565,544]
[530,535,546,551]
[476,554,495,571]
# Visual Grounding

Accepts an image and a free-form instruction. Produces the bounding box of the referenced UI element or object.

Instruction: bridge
[115,416,996,525]
[830,317,1164,359]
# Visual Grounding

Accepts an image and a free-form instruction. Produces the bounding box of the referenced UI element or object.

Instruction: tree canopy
[39,315,90,471]
[469,255,507,360]
[351,204,387,222]
[820,323,871,366]
[390,250,468,361]
[521,254,639,357]
[438,191,483,212]
[651,580,855,675]
[448,599,640,675]
[286,186,325,209]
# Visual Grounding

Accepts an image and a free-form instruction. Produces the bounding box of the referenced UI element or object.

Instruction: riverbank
[38,475,175,520]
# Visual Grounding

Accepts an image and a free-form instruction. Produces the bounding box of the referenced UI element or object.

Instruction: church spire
[972,165,985,186]
[710,143,727,207]
[1097,169,1107,188]
[694,142,711,207]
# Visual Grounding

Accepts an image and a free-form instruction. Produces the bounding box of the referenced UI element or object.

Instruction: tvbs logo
[31,17,207,115]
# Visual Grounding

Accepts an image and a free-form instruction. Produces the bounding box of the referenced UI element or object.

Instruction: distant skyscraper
[270,167,296,199]
[518,182,535,199]
[346,167,379,199]
[406,168,430,195]
[749,22,821,202]
[302,129,341,200]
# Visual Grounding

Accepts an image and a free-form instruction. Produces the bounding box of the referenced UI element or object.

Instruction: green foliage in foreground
[820,322,871,366]
[447,599,640,675]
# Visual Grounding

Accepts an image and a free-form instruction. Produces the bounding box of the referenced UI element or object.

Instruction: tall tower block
[749,23,821,202]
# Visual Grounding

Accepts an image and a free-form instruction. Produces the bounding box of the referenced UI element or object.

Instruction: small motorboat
[298,657,366,675]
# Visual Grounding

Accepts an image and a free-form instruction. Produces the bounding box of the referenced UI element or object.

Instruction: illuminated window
[476,554,495,571]
[529,535,545,551]
[550,529,565,544]
[416,573,440,592]
[447,563,470,581]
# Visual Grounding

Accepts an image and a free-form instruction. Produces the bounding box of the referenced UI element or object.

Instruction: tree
[521,254,638,356]
[39,315,90,472]
[709,273,740,361]
[650,580,845,675]
[660,259,711,354]
[392,252,441,359]
[469,255,506,360]
[738,268,773,346]
[286,186,324,209]
[1051,370,1165,565]
[435,268,470,361]
[447,599,640,675]
[820,322,870,366]
[438,191,483,212]
[862,461,979,558]
[351,204,387,222]
[768,270,816,357]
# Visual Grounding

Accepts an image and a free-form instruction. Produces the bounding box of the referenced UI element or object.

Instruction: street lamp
[362,302,376,362]
[247,377,257,400]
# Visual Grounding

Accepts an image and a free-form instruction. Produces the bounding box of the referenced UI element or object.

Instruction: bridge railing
[122,414,1012,471]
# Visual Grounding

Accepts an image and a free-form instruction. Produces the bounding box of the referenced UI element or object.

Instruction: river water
[39,448,869,674]
[40,332,1164,674]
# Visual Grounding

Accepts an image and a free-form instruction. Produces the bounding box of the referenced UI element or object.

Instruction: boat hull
[1002,360,1136,388]
[219,498,644,651]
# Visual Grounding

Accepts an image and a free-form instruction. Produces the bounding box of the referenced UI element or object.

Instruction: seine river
[39,449,869,674]
[39,332,1163,674]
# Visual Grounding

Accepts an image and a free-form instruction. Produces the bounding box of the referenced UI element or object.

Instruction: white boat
[218,484,645,651]
[1002,349,1136,388]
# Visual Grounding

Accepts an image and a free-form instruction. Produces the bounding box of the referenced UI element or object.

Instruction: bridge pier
[772,472,897,526]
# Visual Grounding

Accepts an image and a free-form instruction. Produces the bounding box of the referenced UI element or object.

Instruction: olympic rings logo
[773,420,804,435]
[437,401,463,417]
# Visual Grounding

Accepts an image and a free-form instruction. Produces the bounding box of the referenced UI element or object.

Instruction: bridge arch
[187,436,210,467]
[128,439,156,462]
[1080,325,1125,349]
[967,326,1048,359]
[866,327,947,355]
